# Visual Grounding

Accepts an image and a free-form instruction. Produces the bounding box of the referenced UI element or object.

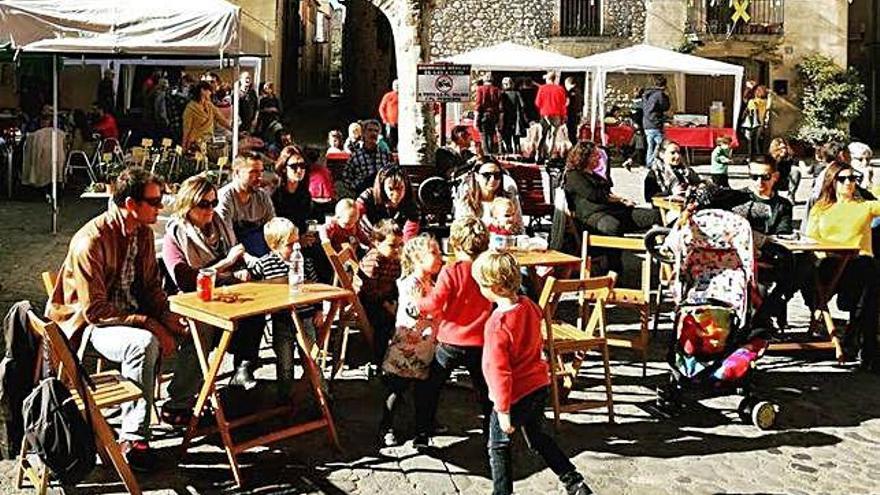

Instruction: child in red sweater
[324,198,371,253]
[472,251,594,495]
[413,216,493,449]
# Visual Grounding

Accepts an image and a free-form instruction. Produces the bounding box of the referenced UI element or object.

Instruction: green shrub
[795,54,866,145]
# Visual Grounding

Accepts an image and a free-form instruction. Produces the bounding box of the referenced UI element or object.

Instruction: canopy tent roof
[441,41,577,71]
[0,0,241,57]
[573,44,745,142]
[573,44,743,76]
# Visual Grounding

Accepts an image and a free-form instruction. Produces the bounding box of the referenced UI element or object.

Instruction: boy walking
[472,251,595,495]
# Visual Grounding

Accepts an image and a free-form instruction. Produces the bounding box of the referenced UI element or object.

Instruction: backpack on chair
[21,332,97,485]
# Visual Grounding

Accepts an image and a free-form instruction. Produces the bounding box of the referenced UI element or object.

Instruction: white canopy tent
[572,44,744,144]
[0,0,247,232]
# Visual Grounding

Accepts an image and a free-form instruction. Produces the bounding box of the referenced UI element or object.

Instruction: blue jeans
[487,387,578,495]
[645,128,664,165]
[414,343,491,437]
[89,325,159,442]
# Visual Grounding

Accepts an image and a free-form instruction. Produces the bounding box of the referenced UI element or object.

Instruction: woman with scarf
[161,175,264,423]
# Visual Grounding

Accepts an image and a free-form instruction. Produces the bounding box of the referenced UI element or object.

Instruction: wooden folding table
[765,238,859,354]
[169,282,354,487]
[512,249,582,291]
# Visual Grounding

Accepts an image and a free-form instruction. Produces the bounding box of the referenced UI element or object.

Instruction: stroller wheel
[752,401,776,430]
[736,397,754,423]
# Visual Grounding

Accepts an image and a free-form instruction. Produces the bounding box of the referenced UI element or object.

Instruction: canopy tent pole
[51,54,58,234]
[732,72,743,129]
[232,58,240,159]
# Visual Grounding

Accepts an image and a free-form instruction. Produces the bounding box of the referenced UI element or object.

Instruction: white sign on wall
[417,63,471,103]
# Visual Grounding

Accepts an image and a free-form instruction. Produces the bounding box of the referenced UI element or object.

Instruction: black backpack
[21,375,97,484]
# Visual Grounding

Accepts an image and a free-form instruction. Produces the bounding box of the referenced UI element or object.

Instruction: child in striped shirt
[249,217,323,400]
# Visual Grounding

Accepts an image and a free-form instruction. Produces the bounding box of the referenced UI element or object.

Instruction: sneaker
[412,433,430,451]
[622,158,633,171]
[379,428,398,447]
[119,440,157,473]
[561,472,593,495]
[230,361,258,390]
[567,481,594,495]
[159,405,192,428]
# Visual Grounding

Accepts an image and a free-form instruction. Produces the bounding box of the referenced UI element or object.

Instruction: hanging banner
[417,63,471,103]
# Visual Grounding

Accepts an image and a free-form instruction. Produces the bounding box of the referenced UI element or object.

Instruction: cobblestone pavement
[2,164,880,495]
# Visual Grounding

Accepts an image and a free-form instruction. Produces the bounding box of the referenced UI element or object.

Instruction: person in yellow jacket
[182,81,231,151]
[803,161,880,372]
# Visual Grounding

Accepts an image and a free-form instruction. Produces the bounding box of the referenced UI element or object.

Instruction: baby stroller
[646,207,778,430]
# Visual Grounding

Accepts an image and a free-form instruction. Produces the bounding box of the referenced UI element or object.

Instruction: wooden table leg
[180,326,244,486]
[291,311,340,450]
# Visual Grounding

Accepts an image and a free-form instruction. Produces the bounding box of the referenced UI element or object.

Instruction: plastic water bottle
[288,242,304,295]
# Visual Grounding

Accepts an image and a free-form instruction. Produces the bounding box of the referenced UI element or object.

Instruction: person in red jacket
[534,71,569,163]
[472,251,594,495]
[378,79,400,151]
[475,74,502,155]
[413,216,492,449]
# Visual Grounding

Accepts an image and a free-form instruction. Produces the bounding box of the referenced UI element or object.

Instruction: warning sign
[417,64,471,103]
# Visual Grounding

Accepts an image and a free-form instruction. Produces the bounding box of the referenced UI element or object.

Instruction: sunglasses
[287,161,307,171]
[195,198,219,209]
[836,173,863,184]
[140,196,163,208]
[480,171,503,180]
[749,173,773,181]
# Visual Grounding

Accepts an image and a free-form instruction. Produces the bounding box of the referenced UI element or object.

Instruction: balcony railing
[687,0,784,36]
[560,0,602,37]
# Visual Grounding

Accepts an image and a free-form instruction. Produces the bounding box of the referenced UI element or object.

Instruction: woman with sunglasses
[357,167,421,240]
[803,161,880,371]
[453,159,523,228]
[182,81,231,151]
[271,145,316,233]
[161,175,264,423]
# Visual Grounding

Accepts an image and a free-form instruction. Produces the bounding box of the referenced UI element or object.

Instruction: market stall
[438,42,578,140]
[572,44,744,152]
[0,0,252,232]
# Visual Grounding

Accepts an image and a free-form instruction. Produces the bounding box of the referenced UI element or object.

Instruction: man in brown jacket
[47,167,186,471]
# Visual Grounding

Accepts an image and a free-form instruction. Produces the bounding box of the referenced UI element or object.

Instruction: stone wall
[428,0,555,58]
[604,0,647,42]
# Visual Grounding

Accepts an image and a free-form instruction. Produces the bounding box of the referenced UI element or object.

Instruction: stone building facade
[365,0,866,163]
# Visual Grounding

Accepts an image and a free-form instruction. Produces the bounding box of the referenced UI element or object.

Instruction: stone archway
[363,0,436,165]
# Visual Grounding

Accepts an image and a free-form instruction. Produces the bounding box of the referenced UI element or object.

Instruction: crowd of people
[40,68,880,495]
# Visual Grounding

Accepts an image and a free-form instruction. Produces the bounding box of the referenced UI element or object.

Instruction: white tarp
[0,0,241,56]
[571,44,744,141]
[442,41,577,72]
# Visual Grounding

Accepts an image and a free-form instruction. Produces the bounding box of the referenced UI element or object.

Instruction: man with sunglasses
[47,167,187,472]
[731,158,794,329]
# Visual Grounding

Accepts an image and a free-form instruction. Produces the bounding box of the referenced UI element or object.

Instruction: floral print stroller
[647,208,778,429]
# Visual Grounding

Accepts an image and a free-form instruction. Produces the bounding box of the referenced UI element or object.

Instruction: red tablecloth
[579,124,636,147]
[665,127,739,150]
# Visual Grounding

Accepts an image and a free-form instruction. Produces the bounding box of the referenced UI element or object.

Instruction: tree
[795,54,866,145]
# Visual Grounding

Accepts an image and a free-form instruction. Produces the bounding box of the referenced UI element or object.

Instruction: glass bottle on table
[289,242,304,295]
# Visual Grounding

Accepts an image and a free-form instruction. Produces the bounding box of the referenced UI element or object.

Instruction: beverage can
[197,268,216,302]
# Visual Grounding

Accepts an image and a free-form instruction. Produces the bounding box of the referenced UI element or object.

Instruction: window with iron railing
[560,0,602,37]
[687,0,784,36]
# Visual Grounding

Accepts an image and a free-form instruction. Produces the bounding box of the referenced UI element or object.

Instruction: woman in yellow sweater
[182,81,231,151]
[805,161,880,371]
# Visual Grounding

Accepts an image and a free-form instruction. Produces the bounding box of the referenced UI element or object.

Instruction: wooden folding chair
[581,233,652,376]
[538,275,615,427]
[321,241,376,377]
[17,312,143,495]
